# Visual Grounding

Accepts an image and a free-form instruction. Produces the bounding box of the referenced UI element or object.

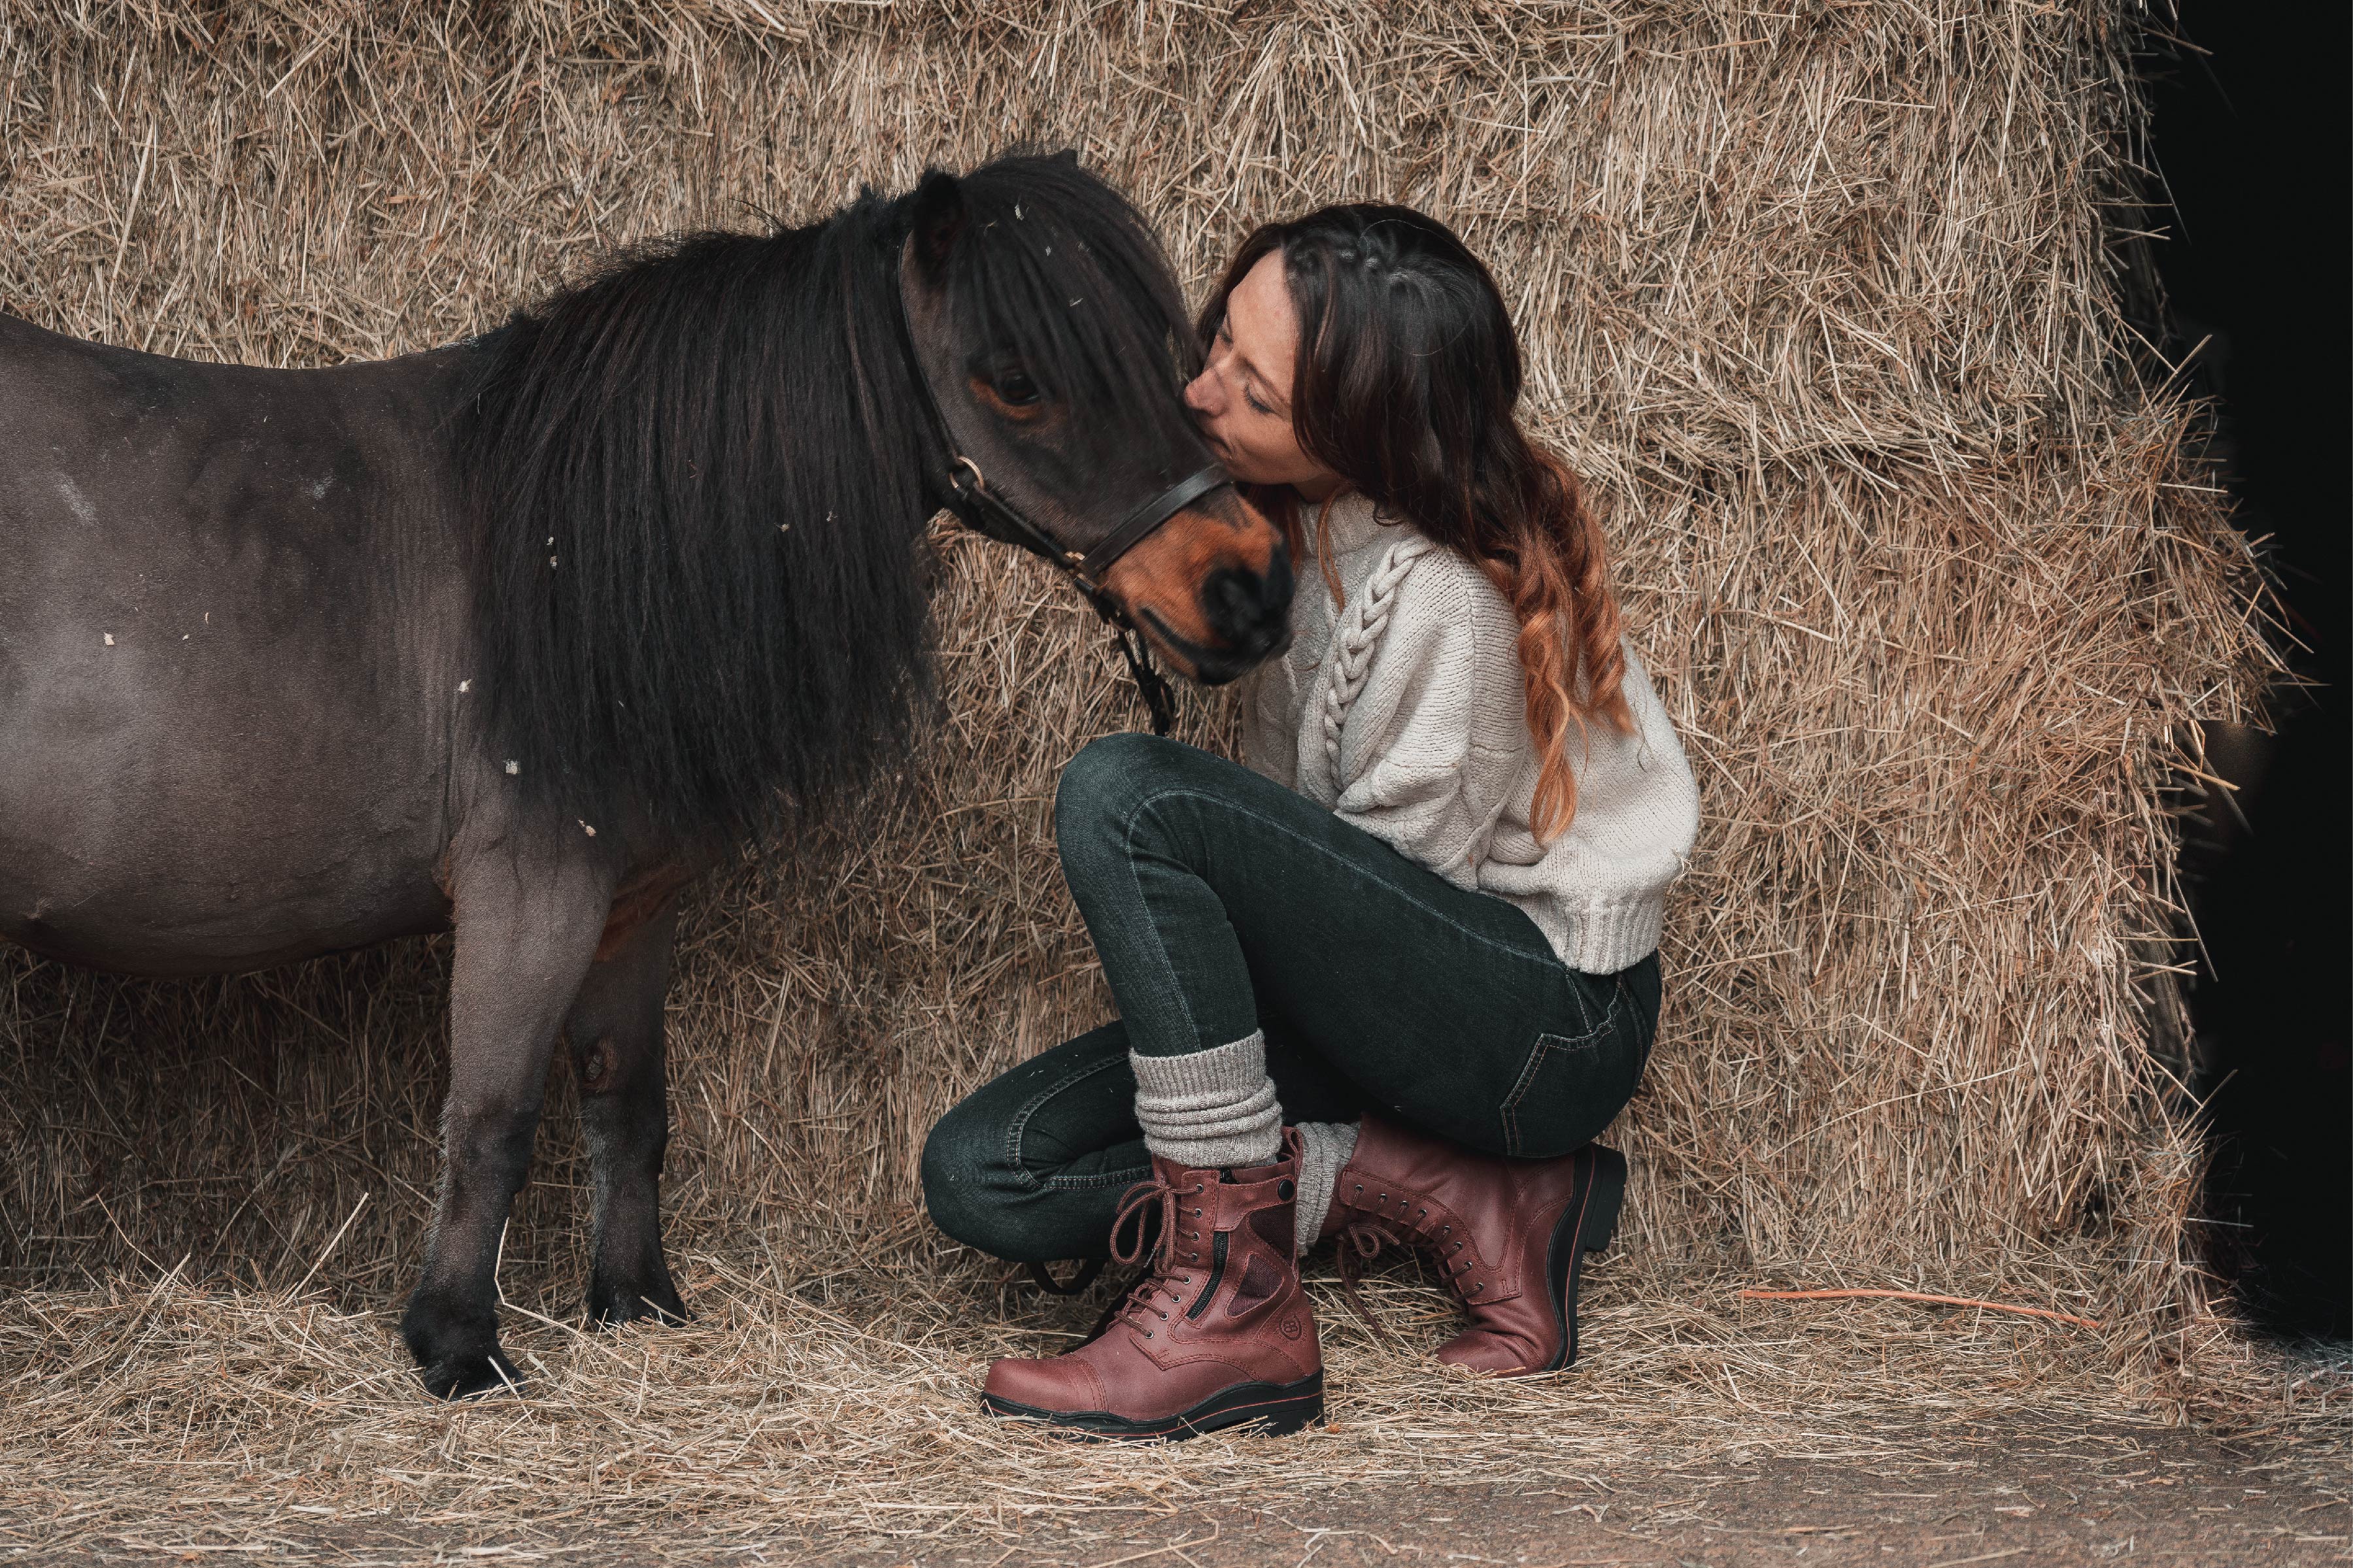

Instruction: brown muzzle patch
[1098,489,1289,680]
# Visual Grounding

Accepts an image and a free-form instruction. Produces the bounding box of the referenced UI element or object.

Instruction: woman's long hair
[1198,204,1634,841]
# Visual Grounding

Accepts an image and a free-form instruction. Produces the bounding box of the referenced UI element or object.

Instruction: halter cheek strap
[892,246,1230,737]
[1091,465,1228,577]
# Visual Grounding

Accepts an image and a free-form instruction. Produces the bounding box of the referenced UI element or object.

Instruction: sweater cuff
[1548,897,1667,975]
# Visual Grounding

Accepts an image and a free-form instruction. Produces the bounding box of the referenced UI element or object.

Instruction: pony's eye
[992,370,1042,407]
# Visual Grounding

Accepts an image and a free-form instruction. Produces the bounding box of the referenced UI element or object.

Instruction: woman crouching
[922,203,1701,1439]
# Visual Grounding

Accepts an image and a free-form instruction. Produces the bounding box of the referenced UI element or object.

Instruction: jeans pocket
[1498,982,1644,1159]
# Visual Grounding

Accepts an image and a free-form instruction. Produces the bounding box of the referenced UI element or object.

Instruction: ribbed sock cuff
[1130,1032,1282,1170]
[1290,1120,1359,1255]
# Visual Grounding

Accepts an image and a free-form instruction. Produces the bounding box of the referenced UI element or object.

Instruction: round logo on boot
[1279,1313,1302,1340]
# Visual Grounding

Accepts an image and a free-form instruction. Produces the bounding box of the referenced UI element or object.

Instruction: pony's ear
[909,171,965,275]
[1051,148,1080,168]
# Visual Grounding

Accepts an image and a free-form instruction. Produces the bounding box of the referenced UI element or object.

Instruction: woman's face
[1184,250,1347,501]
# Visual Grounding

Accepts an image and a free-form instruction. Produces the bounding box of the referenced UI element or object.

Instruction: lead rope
[1109,610,1177,737]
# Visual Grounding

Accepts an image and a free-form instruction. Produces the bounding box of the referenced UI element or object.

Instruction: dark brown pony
[0,151,1291,1397]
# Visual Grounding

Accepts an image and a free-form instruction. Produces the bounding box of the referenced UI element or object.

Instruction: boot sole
[1540,1144,1627,1373]
[982,1371,1324,1442]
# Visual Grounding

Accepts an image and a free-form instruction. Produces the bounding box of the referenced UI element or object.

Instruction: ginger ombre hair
[1199,205,1635,841]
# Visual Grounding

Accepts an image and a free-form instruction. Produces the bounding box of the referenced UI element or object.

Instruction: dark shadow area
[2148,3,2351,1337]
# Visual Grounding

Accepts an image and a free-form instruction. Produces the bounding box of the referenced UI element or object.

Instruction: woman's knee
[1053,732,1193,861]
[919,1101,1019,1257]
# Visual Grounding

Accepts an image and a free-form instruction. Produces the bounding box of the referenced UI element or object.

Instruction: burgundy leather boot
[982,1129,1324,1439]
[1323,1112,1625,1376]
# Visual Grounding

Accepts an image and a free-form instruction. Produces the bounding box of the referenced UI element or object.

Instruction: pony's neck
[456,189,941,851]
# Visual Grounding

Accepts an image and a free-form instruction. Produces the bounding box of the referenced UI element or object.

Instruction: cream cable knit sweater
[1239,492,1700,975]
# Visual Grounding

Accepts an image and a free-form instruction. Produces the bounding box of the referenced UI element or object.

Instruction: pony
[0,150,1293,1397]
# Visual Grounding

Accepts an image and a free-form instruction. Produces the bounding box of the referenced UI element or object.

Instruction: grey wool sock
[1130,1031,1283,1171]
[1290,1120,1359,1256]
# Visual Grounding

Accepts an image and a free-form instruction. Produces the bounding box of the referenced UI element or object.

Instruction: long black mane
[457,152,1195,850]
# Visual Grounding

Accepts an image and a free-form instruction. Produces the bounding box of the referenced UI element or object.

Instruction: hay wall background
[0,1,2271,1381]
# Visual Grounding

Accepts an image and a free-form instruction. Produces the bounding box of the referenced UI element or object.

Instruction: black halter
[892,253,1231,737]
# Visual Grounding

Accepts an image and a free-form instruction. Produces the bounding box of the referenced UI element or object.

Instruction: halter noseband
[892,248,1233,737]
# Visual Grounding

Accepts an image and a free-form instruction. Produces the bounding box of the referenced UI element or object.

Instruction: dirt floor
[1173,1419,2353,1568]
[8,1412,2346,1565]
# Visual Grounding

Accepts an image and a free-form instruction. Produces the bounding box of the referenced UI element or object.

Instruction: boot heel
[1579,1144,1627,1256]
[1252,1385,1327,1437]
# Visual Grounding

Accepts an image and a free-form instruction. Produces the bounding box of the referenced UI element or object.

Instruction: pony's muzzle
[1105,494,1293,686]
[1194,554,1295,680]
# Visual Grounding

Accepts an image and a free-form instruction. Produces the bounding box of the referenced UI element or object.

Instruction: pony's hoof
[588,1278,690,1329]
[418,1348,523,1400]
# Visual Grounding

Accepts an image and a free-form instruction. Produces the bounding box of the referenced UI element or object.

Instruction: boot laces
[1333,1219,1402,1348]
[1104,1174,1208,1335]
[1332,1201,1483,1348]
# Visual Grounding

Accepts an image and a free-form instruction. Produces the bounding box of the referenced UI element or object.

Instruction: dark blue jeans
[922,733,1659,1263]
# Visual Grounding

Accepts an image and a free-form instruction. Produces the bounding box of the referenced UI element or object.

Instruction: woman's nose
[1183,368,1219,418]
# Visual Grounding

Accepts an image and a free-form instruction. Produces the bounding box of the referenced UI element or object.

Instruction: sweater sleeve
[1327,565,1523,890]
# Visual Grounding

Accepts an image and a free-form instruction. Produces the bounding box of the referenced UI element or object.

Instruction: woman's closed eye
[1215,320,1276,416]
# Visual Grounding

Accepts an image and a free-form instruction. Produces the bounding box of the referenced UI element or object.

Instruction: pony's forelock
[940,156,1200,429]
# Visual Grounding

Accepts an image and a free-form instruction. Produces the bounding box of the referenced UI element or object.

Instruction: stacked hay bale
[0,0,2272,1397]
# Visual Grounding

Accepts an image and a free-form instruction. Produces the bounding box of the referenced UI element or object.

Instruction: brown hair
[1200,205,1635,841]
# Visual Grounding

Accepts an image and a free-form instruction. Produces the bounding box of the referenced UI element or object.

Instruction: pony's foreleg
[402,852,612,1399]
[562,894,687,1327]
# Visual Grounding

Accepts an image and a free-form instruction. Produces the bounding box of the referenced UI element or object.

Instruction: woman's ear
[909,171,965,275]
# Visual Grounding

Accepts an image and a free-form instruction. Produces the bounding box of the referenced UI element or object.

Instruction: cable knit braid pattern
[1319,535,1436,778]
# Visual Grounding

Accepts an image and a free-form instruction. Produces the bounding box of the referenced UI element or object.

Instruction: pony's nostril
[1204,565,1290,652]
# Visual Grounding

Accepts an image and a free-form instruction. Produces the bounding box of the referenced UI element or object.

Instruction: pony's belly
[0,786,453,978]
[0,861,452,978]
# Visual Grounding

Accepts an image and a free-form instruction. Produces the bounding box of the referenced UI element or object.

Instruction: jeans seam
[1119,795,1206,1050]
[1506,991,1623,1158]
[1500,1037,1554,1158]
[1113,784,1565,976]
[1003,1052,1134,1196]
[1042,1163,1153,1192]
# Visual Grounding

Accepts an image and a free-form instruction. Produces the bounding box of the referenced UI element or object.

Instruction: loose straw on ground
[1740,1288,2105,1330]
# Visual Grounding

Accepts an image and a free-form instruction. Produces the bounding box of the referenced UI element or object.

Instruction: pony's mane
[457,152,1195,850]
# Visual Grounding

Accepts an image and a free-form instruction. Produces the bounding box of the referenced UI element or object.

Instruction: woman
[921,205,1700,1440]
